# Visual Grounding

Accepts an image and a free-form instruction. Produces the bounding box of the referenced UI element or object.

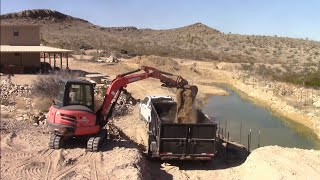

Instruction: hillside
[1,9,320,64]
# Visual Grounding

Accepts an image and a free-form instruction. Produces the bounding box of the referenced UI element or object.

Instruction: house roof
[0,24,40,27]
[0,45,73,53]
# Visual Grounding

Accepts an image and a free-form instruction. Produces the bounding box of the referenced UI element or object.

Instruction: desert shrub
[32,97,52,112]
[275,70,320,87]
[241,63,254,71]
[15,98,28,110]
[32,70,82,98]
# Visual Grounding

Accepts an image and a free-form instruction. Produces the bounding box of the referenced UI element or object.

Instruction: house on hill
[0,24,72,74]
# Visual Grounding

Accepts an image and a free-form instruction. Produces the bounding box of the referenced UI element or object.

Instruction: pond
[203,86,320,150]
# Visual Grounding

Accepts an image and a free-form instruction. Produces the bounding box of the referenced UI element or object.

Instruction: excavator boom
[98,66,189,125]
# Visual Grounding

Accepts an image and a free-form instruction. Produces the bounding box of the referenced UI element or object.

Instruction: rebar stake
[258,129,261,148]
[247,134,250,152]
[240,121,242,144]
[249,129,252,150]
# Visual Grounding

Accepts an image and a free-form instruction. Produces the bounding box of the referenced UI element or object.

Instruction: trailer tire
[147,135,157,160]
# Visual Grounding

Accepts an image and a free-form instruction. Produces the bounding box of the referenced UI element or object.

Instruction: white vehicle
[139,95,173,123]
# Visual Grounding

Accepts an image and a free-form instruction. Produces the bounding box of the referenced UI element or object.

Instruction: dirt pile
[94,86,137,116]
[175,85,199,123]
[112,89,137,117]
[132,55,181,72]
[237,146,320,179]
[111,106,149,150]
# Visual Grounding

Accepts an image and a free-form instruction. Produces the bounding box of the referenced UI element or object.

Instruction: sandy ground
[0,118,146,180]
[1,107,320,180]
[2,55,320,179]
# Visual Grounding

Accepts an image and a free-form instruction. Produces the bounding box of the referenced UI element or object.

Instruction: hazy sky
[1,0,319,41]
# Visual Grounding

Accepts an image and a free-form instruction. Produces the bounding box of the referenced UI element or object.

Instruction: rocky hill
[1,9,88,22]
[1,9,320,64]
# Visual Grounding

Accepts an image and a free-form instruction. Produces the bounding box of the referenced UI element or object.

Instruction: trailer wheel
[147,135,157,160]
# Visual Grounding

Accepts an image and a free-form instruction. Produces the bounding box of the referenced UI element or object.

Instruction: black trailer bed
[147,101,217,160]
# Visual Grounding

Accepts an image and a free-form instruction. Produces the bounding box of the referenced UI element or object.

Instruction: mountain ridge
[1,9,319,64]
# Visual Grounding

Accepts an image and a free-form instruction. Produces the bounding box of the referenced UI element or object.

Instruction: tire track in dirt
[51,150,95,179]
[45,159,52,180]
[1,131,18,150]
[1,114,148,180]
[89,156,99,180]
[2,155,45,180]
[20,161,45,177]
[1,151,35,160]
[42,149,56,180]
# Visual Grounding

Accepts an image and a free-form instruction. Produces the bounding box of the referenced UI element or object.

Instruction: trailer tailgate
[159,123,216,157]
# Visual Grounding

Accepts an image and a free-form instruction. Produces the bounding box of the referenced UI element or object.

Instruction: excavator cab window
[66,84,94,109]
[56,82,66,107]
[56,81,94,111]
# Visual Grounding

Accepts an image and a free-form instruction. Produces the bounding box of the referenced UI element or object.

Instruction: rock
[39,115,46,121]
[23,114,29,121]
[33,116,40,124]
[16,116,23,121]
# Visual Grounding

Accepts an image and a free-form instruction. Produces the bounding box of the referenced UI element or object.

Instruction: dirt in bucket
[175,85,198,123]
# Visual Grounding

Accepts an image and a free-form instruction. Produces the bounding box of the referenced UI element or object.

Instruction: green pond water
[203,87,320,150]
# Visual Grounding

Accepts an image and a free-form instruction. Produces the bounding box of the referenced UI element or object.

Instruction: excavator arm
[97,66,190,126]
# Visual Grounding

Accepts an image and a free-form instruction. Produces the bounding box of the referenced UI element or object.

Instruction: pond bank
[211,74,320,144]
[204,85,320,150]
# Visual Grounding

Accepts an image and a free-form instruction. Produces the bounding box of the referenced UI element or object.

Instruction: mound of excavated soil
[237,146,320,179]
[112,107,149,150]
[131,55,181,72]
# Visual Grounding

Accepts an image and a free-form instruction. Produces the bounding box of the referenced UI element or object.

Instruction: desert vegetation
[241,62,320,87]
[32,70,82,98]
[1,9,320,65]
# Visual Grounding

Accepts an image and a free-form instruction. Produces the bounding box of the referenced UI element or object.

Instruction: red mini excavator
[47,66,192,151]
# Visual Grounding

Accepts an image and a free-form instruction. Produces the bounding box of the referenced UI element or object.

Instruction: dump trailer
[140,96,217,160]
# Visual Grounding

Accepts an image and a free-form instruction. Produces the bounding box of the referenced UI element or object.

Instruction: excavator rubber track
[87,130,106,152]
[49,134,64,149]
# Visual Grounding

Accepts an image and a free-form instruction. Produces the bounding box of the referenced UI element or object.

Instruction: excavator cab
[55,80,95,111]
